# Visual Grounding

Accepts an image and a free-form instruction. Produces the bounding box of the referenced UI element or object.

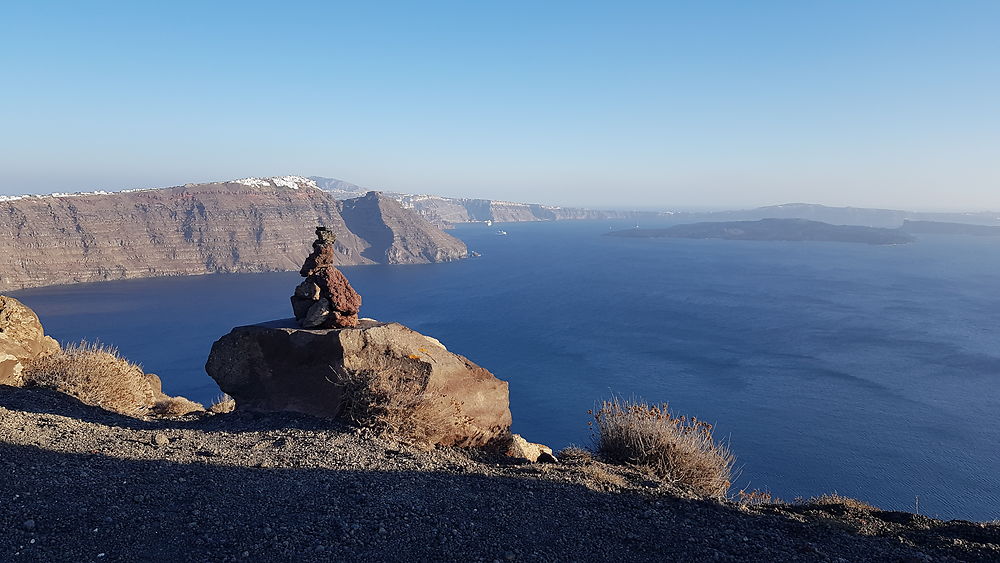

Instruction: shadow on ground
[2,386,998,563]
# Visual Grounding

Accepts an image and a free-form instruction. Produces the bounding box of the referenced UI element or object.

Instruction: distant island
[900,220,1000,236]
[607,218,916,245]
[310,177,1000,230]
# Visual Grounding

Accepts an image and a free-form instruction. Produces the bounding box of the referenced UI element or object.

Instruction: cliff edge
[0,177,467,291]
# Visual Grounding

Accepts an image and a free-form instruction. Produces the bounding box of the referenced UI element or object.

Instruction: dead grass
[209,393,236,414]
[335,356,478,448]
[23,341,155,416]
[801,493,878,511]
[578,464,628,489]
[591,397,735,498]
[557,446,595,464]
[738,488,783,506]
[152,396,205,417]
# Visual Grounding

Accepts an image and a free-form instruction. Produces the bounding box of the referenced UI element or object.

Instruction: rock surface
[0,296,59,386]
[505,434,557,463]
[291,227,362,328]
[205,320,511,447]
[0,178,468,292]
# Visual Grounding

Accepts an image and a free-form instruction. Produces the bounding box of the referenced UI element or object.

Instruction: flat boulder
[205,320,511,447]
[0,296,60,386]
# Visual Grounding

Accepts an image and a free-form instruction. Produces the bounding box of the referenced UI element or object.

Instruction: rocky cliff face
[308,177,664,227]
[0,177,467,291]
[395,195,658,227]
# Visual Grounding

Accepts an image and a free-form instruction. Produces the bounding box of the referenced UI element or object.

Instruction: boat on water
[497,230,508,236]
[485,220,493,226]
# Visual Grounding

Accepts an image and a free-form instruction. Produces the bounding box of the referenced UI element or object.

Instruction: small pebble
[21,520,35,531]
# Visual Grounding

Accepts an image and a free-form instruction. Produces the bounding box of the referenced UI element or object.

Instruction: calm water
[12,221,1000,521]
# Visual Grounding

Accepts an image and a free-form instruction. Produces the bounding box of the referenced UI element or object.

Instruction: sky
[1,1,998,211]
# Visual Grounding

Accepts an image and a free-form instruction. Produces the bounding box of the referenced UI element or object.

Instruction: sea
[11,220,1000,522]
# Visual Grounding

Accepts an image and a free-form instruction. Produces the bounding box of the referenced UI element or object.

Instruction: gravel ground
[1,386,997,563]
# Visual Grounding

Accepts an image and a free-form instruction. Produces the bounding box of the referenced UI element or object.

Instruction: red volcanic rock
[291,227,362,329]
[316,268,362,315]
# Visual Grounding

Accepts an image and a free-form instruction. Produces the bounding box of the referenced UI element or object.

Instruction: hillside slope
[1,387,997,562]
[0,177,467,291]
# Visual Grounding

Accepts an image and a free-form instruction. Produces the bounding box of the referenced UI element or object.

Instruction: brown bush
[209,393,236,414]
[557,446,595,464]
[738,488,782,506]
[23,341,155,416]
[152,396,205,417]
[591,397,735,498]
[802,493,877,511]
[577,463,627,489]
[336,357,476,448]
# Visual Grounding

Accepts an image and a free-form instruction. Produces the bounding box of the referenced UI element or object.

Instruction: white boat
[485,220,493,227]
[497,230,508,236]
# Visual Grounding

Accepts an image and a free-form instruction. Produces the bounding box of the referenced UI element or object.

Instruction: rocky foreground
[1,387,997,563]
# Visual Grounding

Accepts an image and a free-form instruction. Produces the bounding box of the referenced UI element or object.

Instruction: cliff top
[0,176,321,203]
[1,385,996,562]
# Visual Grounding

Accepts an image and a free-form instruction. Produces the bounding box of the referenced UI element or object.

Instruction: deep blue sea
[12,220,1000,521]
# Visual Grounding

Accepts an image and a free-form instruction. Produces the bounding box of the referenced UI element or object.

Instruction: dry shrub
[577,463,627,490]
[591,397,735,498]
[802,493,877,511]
[23,341,155,416]
[152,396,205,417]
[557,446,595,464]
[336,356,476,448]
[738,488,782,506]
[209,393,236,414]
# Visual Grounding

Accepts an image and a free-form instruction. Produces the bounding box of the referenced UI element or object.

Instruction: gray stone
[301,299,331,328]
[294,280,321,300]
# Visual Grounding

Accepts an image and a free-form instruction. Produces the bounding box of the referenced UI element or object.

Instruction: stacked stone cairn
[290,227,362,328]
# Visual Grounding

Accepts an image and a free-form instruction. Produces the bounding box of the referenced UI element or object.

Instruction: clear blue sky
[2,1,998,210]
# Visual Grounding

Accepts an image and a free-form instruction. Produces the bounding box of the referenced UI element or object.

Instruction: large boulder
[205,320,511,447]
[0,296,60,386]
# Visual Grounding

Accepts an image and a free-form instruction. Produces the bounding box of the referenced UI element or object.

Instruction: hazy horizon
[3,1,998,211]
[3,172,1000,214]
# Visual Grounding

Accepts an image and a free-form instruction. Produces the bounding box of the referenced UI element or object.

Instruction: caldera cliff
[0,176,468,292]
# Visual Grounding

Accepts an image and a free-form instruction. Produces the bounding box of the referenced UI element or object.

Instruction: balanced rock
[291,227,362,329]
[0,296,60,386]
[205,320,511,447]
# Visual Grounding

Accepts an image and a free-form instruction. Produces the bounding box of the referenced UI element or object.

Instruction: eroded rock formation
[0,296,60,386]
[205,320,512,448]
[291,227,362,329]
